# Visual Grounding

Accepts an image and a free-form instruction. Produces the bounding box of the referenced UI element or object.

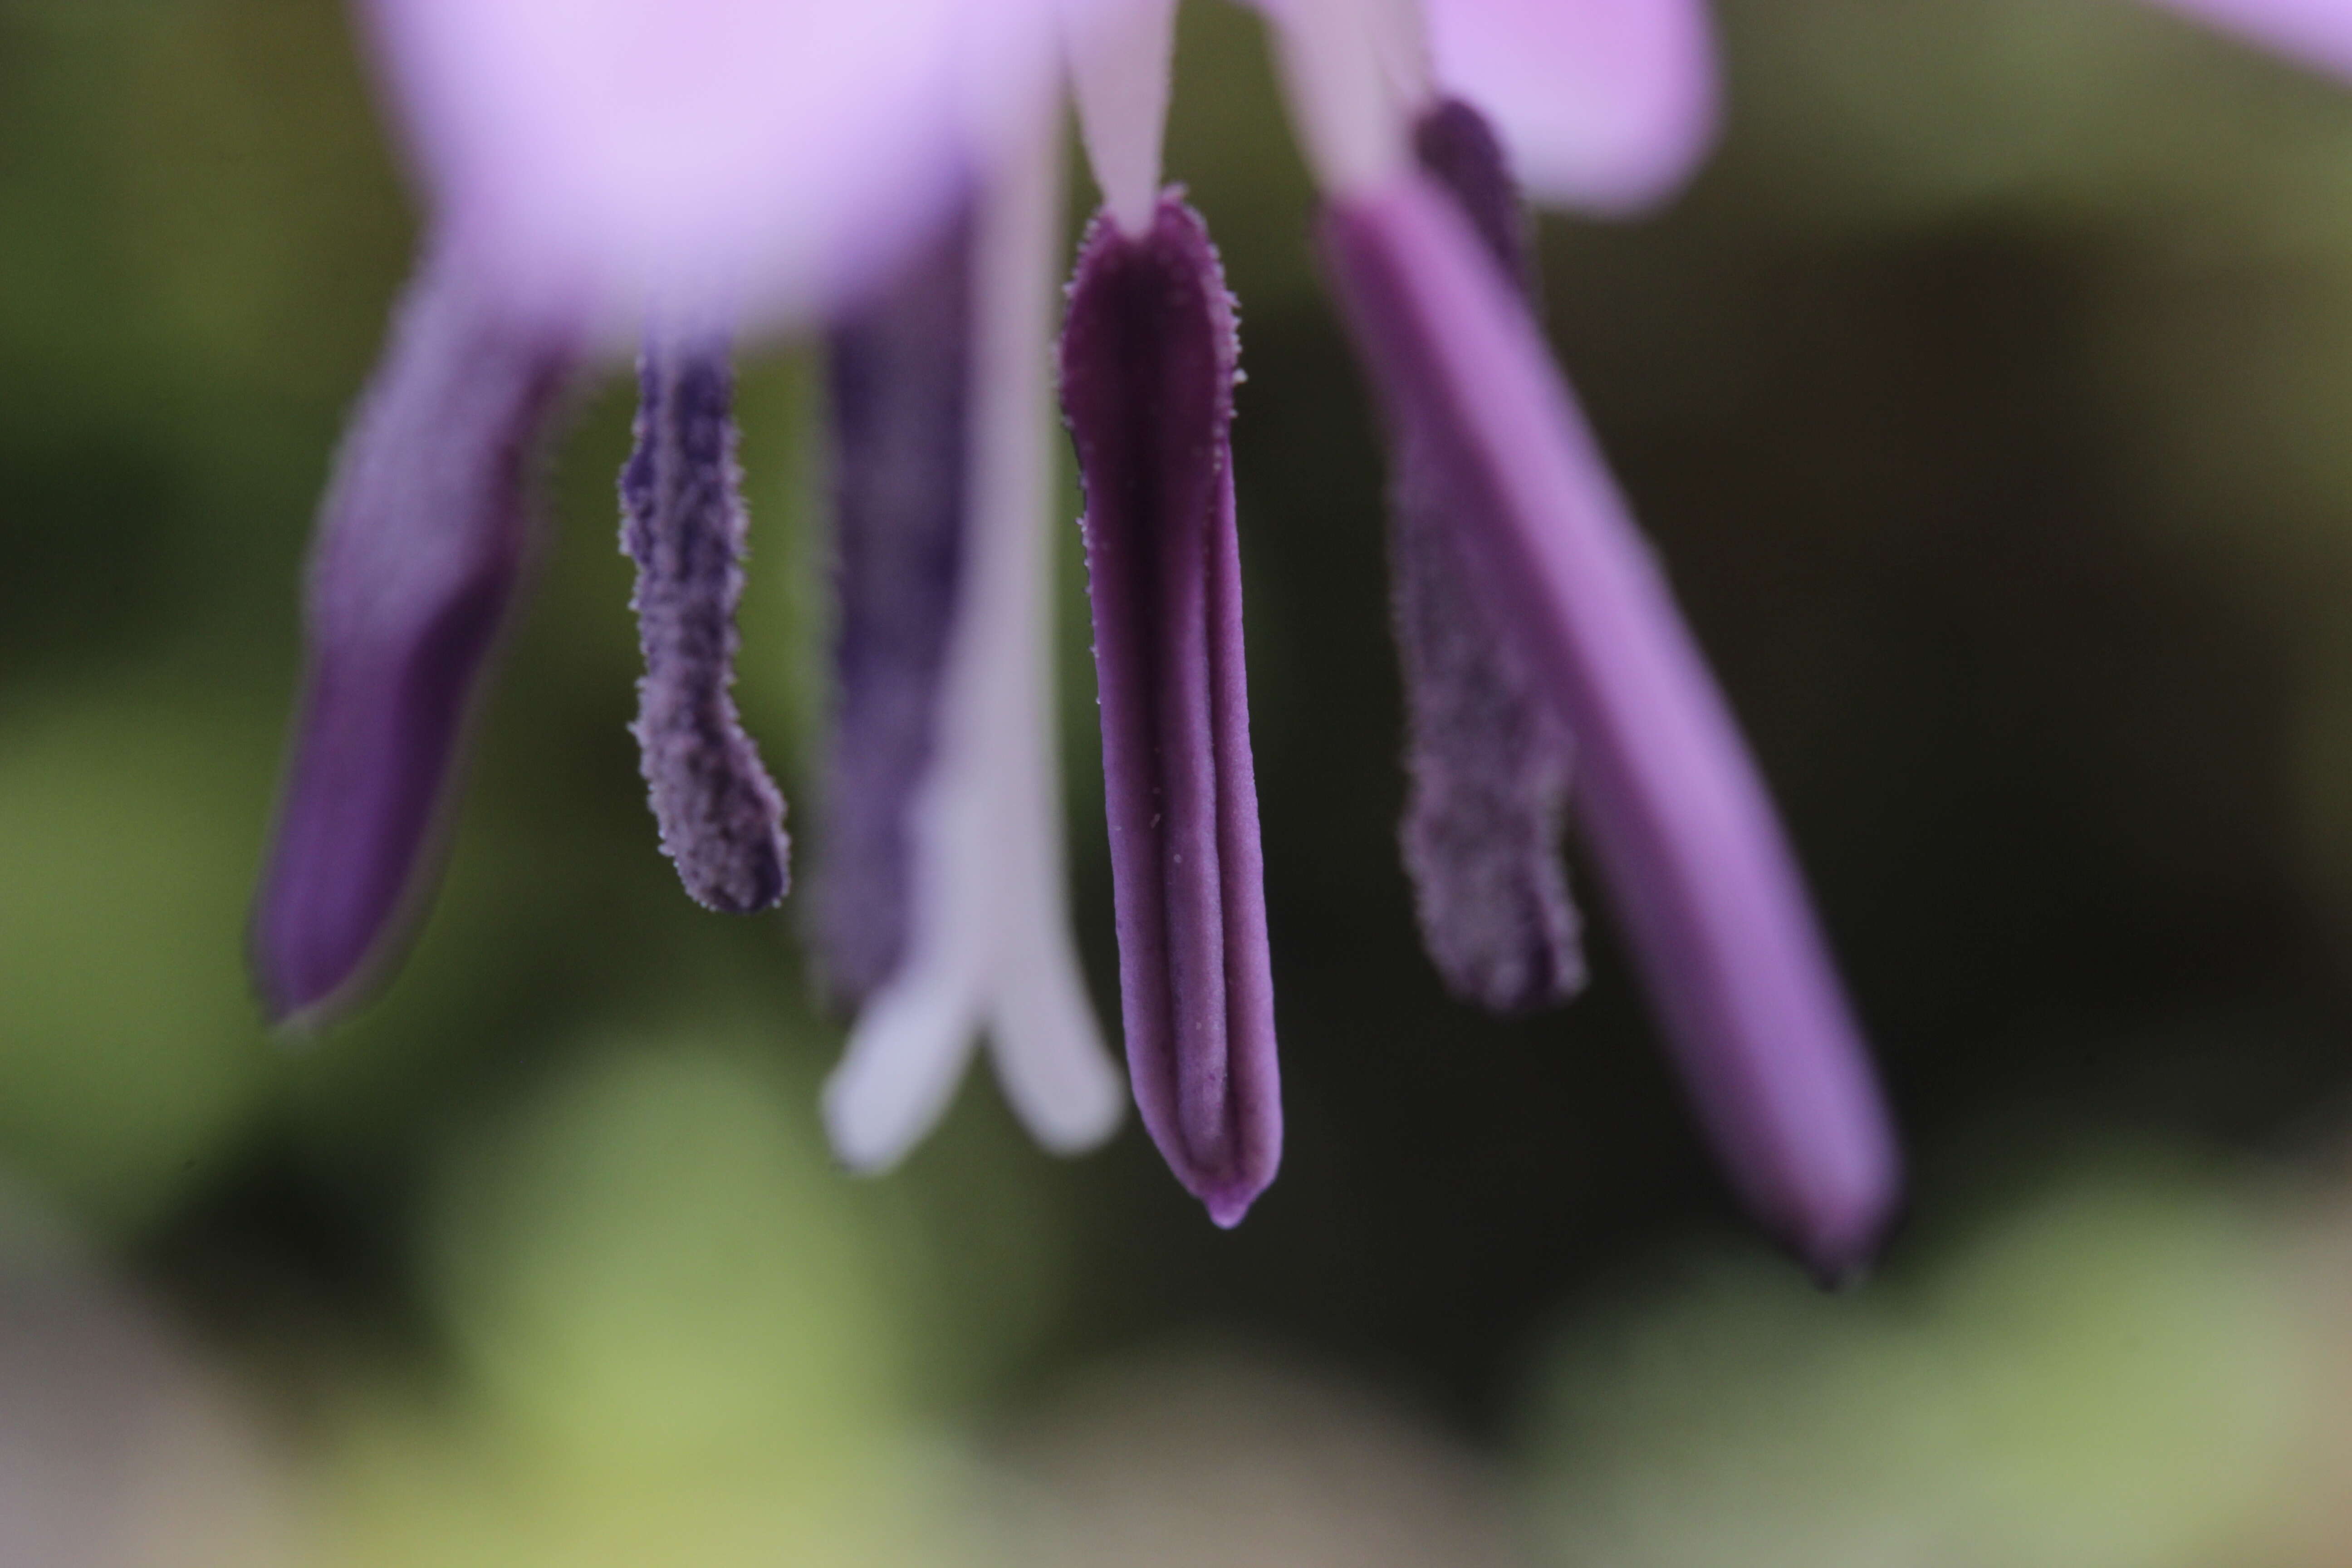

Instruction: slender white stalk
[1067,0,1179,237]
[824,88,1125,1170]
[1267,0,1411,196]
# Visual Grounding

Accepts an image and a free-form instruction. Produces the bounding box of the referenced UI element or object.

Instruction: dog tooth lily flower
[257,0,1923,1255]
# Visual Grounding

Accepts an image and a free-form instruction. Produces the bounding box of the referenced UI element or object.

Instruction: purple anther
[619,338,790,914]
[1413,99,1537,298]
[1321,177,1900,1279]
[813,207,975,1002]
[1061,195,1280,1227]
[251,254,573,1027]
[1388,98,1585,1014]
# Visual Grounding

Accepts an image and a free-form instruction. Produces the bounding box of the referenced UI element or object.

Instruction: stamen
[620,338,790,914]
[1062,193,1279,1227]
[1266,0,1410,196]
[1321,177,1900,1277]
[1067,0,1178,238]
[1390,98,1583,1014]
[1412,99,1533,294]
[816,206,975,1001]
[251,252,573,1027]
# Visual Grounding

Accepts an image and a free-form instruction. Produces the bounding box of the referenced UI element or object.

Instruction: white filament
[1067,0,1179,237]
[824,82,1127,1171]
[1366,0,1433,108]
[1266,0,1411,196]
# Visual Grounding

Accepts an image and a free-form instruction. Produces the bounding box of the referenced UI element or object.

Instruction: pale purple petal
[619,338,789,914]
[1389,99,1585,1015]
[814,203,975,1003]
[358,0,1062,330]
[1321,176,1899,1277]
[1062,195,1280,1227]
[1423,0,1719,212]
[2139,0,2352,76]
[252,253,573,1026]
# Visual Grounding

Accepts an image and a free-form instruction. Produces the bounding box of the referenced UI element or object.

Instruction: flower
[2141,0,2352,78]
[255,0,1921,1262]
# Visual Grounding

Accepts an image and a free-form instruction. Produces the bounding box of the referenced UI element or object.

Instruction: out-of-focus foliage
[1525,1151,2328,1566]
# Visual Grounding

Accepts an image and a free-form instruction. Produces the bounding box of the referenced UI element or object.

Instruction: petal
[1422,0,1720,213]
[1062,196,1281,1227]
[620,337,790,914]
[1390,98,1585,1014]
[358,0,1060,331]
[251,253,573,1026]
[1320,176,1899,1277]
[2140,0,2352,76]
[814,203,977,1003]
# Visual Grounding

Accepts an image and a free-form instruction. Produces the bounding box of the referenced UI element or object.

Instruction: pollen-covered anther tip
[1386,94,1585,1018]
[620,338,791,914]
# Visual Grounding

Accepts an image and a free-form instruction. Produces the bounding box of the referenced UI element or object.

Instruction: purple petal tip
[251,256,571,1026]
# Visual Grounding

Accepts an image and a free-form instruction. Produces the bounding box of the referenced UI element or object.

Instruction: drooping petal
[822,93,1125,1171]
[1388,98,1585,1014]
[357,0,1070,333]
[1320,175,1899,1277]
[1422,0,1719,213]
[815,204,975,1003]
[1062,195,1280,1227]
[2138,0,2352,77]
[251,253,574,1027]
[619,338,789,914]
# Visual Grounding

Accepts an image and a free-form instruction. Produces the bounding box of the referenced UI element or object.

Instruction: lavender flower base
[621,339,790,914]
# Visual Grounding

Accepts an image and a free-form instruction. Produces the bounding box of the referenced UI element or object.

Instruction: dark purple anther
[1061,195,1279,1227]
[1412,99,1536,299]
[251,254,573,1027]
[1389,98,1585,1014]
[1321,178,1900,1279]
[620,339,789,914]
[813,208,974,1002]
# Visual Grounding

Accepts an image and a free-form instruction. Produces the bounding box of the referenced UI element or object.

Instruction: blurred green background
[8,0,2352,1562]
